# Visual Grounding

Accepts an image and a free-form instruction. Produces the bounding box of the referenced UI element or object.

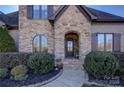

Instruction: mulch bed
[119,80,124,86]
[0,67,61,87]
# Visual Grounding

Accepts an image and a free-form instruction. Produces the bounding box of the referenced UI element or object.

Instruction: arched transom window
[33,34,48,52]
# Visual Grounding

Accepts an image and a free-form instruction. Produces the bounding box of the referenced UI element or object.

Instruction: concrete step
[63,58,83,70]
[63,58,82,64]
[63,64,83,70]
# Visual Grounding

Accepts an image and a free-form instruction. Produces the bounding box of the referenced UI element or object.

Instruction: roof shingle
[49,5,124,22]
[0,11,18,27]
[0,5,124,28]
[85,6,124,21]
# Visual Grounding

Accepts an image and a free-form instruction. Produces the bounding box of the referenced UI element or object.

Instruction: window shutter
[27,5,33,19]
[48,5,53,17]
[91,33,97,51]
[113,33,121,52]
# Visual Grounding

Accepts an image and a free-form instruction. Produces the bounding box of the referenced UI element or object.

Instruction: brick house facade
[18,5,124,65]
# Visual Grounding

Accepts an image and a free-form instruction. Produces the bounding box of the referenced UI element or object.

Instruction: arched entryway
[65,32,79,59]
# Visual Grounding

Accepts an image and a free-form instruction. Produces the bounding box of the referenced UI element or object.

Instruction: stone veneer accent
[54,6,91,64]
[17,5,124,66]
[19,5,91,64]
[19,5,54,53]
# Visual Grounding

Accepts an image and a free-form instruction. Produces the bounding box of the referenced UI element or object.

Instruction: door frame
[65,38,74,58]
[64,32,79,59]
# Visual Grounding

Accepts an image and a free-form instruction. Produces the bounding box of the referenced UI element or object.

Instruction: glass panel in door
[66,40,74,57]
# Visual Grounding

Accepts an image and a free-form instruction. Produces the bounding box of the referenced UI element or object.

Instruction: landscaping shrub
[11,65,28,81]
[18,53,32,64]
[13,74,28,81]
[113,52,124,62]
[0,68,8,80]
[118,68,124,79]
[84,51,119,78]
[27,53,54,74]
[0,53,31,68]
[0,53,19,68]
[0,27,16,52]
[113,52,124,79]
[113,52,124,68]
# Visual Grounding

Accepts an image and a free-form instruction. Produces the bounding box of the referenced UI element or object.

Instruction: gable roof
[0,11,18,28]
[0,5,124,28]
[49,5,124,22]
[6,11,18,27]
[49,5,68,20]
[86,6,124,22]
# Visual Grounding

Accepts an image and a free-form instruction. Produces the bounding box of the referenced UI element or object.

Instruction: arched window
[33,34,48,52]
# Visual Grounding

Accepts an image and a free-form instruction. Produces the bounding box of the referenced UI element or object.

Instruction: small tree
[0,27,16,52]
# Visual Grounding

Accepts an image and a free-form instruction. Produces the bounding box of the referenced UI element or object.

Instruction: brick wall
[19,5,54,53]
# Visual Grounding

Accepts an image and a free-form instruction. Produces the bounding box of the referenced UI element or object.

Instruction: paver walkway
[43,68,86,87]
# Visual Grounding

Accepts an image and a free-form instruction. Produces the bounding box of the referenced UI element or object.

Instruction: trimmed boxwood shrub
[0,68,8,80]
[0,27,16,52]
[11,65,28,81]
[113,52,124,62]
[84,51,119,78]
[18,53,32,64]
[27,53,54,74]
[112,52,124,79]
[113,52,124,68]
[117,68,124,79]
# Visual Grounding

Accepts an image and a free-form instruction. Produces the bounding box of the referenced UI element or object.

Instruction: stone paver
[43,69,85,87]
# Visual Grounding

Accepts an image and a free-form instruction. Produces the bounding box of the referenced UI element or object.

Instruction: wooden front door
[65,32,79,58]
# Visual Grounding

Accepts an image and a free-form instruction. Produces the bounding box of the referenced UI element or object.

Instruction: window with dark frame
[33,5,40,19]
[33,5,48,19]
[97,33,113,51]
[33,34,48,52]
